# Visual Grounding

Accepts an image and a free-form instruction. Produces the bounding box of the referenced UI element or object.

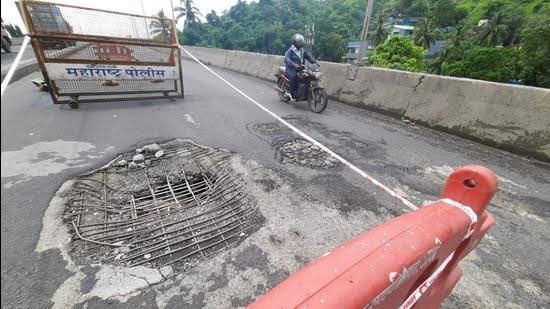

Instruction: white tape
[181,46,419,211]
[398,252,455,309]
[399,198,478,308]
[440,198,478,239]
[1,36,31,97]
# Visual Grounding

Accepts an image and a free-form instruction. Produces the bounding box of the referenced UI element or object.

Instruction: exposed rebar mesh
[64,142,261,270]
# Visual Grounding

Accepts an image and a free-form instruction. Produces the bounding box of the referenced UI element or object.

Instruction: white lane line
[180,46,418,211]
[1,36,31,97]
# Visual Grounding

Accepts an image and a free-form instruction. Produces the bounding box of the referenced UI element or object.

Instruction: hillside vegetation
[173,0,549,88]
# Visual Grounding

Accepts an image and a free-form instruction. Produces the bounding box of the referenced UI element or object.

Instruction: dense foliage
[519,13,550,88]
[442,47,522,82]
[369,36,427,72]
[178,0,366,62]
[4,23,24,37]
[171,0,549,88]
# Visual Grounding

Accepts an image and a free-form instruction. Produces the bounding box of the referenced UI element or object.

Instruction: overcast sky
[1,0,244,32]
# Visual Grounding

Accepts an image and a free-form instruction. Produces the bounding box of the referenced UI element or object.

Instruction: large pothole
[63,140,263,272]
[248,121,340,169]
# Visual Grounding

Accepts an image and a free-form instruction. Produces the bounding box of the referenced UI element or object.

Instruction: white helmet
[293,34,305,48]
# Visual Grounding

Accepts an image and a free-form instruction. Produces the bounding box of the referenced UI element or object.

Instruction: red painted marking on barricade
[94,43,135,61]
[248,165,499,309]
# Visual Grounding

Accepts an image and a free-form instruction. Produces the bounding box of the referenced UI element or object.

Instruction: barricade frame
[19,0,184,107]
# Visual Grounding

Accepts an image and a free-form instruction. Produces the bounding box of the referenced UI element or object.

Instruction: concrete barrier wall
[182,46,550,161]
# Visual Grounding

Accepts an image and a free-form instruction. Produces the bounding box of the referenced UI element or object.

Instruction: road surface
[1,58,549,308]
[1,43,35,68]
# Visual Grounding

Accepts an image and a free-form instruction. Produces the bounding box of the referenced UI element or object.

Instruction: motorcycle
[1,25,12,53]
[274,63,328,113]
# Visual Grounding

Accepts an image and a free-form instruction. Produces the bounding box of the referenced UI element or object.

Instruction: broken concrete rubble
[132,154,144,163]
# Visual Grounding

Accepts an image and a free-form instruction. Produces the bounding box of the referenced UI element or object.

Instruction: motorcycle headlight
[314,72,324,79]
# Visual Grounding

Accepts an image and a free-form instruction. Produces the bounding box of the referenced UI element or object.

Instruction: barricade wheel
[69,101,79,109]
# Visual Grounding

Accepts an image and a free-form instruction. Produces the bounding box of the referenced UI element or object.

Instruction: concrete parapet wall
[405,75,550,159]
[182,45,550,161]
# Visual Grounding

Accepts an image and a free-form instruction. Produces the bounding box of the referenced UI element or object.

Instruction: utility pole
[140,0,150,39]
[304,23,315,50]
[356,0,374,64]
[170,0,176,21]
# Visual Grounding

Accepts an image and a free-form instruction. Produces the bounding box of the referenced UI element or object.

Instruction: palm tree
[479,11,509,46]
[413,18,437,50]
[175,0,202,30]
[371,11,389,47]
[450,23,465,48]
[429,45,452,74]
[149,10,172,41]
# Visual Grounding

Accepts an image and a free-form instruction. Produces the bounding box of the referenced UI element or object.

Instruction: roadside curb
[1,58,39,84]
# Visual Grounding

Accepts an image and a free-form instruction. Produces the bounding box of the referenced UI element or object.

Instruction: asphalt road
[1,43,35,68]
[1,58,549,308]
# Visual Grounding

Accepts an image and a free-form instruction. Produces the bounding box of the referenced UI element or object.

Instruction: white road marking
[1,36,30,97]
[181,46,418,211]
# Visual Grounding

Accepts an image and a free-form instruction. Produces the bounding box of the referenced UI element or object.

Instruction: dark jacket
[284,45,316,74]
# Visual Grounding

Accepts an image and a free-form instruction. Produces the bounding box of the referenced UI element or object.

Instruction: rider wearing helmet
[284,33,318,101]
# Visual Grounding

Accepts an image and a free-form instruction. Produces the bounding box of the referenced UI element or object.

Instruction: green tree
[175,0,202,30]
[500,4,525,46]
[429,45,452,74]
[149,10,172,41]
[413,19,437,49]
[479,11,509,46]
[4,23,23,37]
[449,23,466,47]
[520,14,550,88]
[370,11,388,47]
[395,0,427,17]
[442,47,521,82]
[180,26,202,45]
[369,35,427,72]
[317,32,346,62]
[428,0,465,28]
[206,10,222,26]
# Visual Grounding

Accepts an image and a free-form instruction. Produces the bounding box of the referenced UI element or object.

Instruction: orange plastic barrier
[249,165,498,309]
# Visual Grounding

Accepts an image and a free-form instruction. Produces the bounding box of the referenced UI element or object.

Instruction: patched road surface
[1,59,549,308]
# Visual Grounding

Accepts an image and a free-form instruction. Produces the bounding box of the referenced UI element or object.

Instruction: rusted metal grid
[38,39,175,64]
[24,1,174,43]
[64,146,258,269]
[20,0,183,105]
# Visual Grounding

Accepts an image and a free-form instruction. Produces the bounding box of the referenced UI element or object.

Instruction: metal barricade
[19,0,184,108]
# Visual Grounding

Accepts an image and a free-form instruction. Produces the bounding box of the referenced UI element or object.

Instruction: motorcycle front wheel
[308,88,328,113]
[1,37,11,53]
[277,78,290,103]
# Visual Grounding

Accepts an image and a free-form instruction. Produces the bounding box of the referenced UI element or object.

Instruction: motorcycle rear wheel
[308,88,328,113]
